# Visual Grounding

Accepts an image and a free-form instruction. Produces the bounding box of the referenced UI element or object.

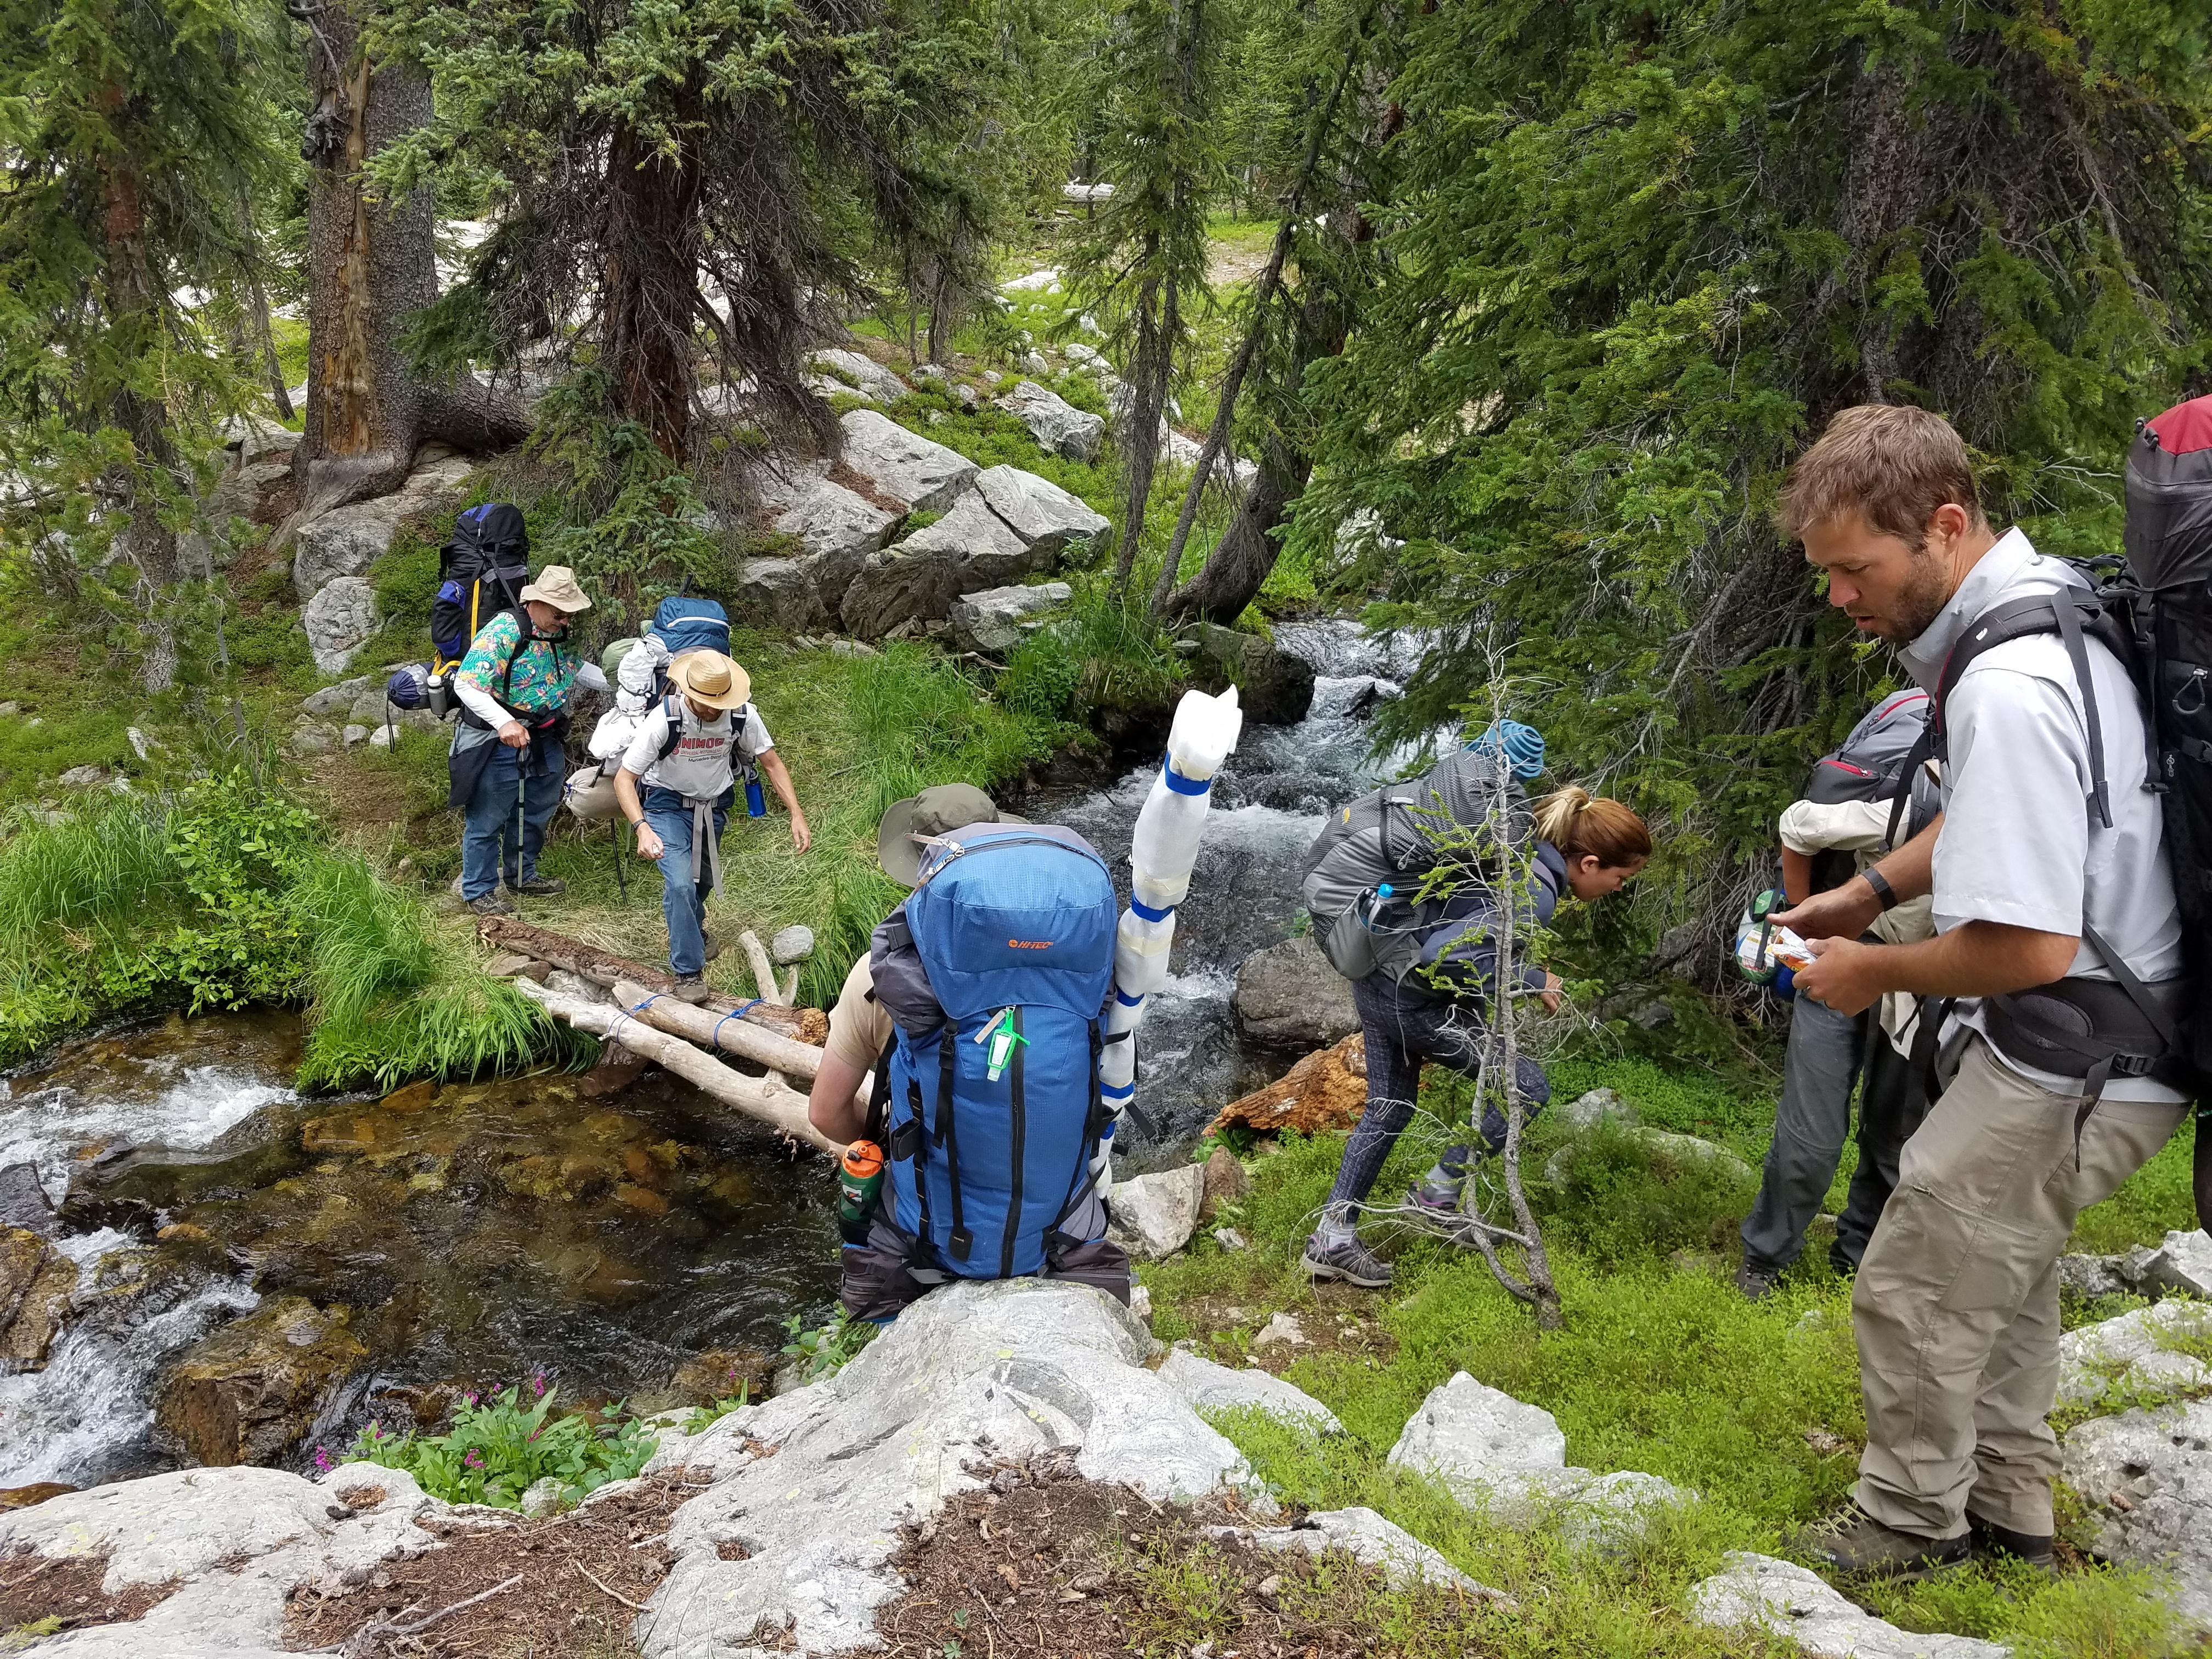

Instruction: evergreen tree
[1298,0,2211,932]
[0,0,296,691]
[372,0,1009,463]
[1063,0,1224,590]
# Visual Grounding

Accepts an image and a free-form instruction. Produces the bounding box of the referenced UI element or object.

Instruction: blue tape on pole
[1101,1080,1136,1101]
[1115,988,1144,1007]
[1163,763,1210,797]
[1130,896,1173,923]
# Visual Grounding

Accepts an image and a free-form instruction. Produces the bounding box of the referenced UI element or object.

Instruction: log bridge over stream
[474,916,849,1156]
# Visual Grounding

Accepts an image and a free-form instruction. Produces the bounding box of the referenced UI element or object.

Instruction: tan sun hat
[876,783,1026,887]
[518,565,592,613]
[667,650,752,711]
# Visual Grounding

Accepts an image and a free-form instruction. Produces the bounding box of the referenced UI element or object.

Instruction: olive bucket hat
[876,784,1027,887]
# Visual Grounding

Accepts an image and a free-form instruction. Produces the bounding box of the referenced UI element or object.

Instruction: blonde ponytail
[1534,786,1652,868]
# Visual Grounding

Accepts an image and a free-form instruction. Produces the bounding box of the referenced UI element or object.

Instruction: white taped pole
[1097,686,1244,1180]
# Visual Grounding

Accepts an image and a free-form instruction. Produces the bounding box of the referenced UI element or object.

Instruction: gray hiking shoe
[1735,1261,1780,1301]
[1406,1178,1464,1217]
[700,930,723,962]
[509,875,566,896]
[672,974,712,1005]
[1798,1504,1968,1579]
[1301,1232,1393,1288]
[466,892,515,917]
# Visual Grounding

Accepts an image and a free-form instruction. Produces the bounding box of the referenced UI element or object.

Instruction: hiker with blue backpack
[806,786,1131,1321]
[612,647,809,1002]
[447,563,599,917]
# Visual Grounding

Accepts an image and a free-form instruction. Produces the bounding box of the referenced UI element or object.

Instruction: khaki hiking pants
[1853,1035,2184,1539]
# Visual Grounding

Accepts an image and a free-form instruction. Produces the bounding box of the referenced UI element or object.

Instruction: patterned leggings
[1323,973,1550,1215]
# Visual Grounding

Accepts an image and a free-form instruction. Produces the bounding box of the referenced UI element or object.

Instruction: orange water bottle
[837,1140,885,1244]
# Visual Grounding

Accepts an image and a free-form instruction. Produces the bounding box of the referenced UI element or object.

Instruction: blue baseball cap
[1469,719,1545,780]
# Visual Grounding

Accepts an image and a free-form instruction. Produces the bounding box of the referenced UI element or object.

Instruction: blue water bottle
[743,763,766,819]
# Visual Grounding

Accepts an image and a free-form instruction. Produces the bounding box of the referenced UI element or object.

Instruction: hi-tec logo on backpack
[1007,938,1054,949]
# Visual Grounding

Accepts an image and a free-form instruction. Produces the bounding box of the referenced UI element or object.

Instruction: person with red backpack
[1776,404,2196,1580]
[448,564,595,916]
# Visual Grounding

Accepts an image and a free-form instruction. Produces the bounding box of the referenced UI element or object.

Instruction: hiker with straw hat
[614,648,810,1001]
[449,564,601,917]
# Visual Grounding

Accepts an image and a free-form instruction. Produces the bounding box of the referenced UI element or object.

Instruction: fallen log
[477,915,826,1043]
[609,979,825,1080]
[1207,1032,1368,1136]
[510,978,842,1156]
[737,929,788,1007]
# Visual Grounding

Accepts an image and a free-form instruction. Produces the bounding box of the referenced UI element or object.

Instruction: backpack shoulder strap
[656,692,686,761]
[1933,590,2114,830]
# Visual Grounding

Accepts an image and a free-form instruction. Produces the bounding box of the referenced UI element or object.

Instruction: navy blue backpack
[648,596,731,662]
[870,825,1120,1278]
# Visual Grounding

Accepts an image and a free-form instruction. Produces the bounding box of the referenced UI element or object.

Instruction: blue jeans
[460,736,564,900]
[644,787,729,977]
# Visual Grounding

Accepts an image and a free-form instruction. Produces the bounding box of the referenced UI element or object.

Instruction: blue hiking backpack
[648,596,731,663]
[868,825,1120,1278]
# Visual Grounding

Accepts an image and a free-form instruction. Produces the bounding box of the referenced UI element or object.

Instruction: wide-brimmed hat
[877,784,1026,887]
[518,565,592,613]
[667,650,751,711]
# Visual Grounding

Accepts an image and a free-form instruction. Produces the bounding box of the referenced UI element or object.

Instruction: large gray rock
[1388,1371,1691,1547]
[808,348,911,406]
[1158,1347,1342,1435]
[995,380,1105,464]
[2137,1228,2212,1297]
[1544,1127,1754,1189]
[2058,1299,2212,1406]
[1187,622,1316,725]
[948,581,1071,654]
[973,465,1110,560]
[1106,1163,1206,1260]
[1232,936,1359,1048]
[300,675,371,719]
[301,577,381,676]
[2062,1398,2212,1629]
[291,501,399,600]
[1687,1551,2011,1657]
[0,1462,461,1658]
[838,409,977,512]
[1210,1508,1503,1598]
[209,460,295,527]
[770,925,816,964]
[637,1278,1262,1658]
[735,556,826,631]
[839,489,1042,639]
[774,477,899,566]
[1560,1087,1638,1130]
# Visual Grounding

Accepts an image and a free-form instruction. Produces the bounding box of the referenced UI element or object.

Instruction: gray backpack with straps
[1301,746,1530,982]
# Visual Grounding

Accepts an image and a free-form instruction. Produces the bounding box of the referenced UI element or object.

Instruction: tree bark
[291,3,528,524]
[603,105,703,458]
[1111,249,1172,595]
[608,979,823,1078]
[96,83,183,693]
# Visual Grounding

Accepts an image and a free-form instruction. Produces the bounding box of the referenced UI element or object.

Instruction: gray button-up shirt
[1897,528,2184,1102]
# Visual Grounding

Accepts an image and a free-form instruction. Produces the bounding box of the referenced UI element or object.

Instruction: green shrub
[998,628,1081,719]
[344,1381,654,1509]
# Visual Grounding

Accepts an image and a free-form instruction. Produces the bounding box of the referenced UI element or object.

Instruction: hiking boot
[1968,1514,2057,1577]
[1735,1261,1780,1301]
[700,930,723,962]
[1799,1504,1968,1578]
[1301,1232,1393,1289]
[1406,1180,1464,1217]
[672,974,712,1005]
[509,875,566,896]
[466,892,516,917]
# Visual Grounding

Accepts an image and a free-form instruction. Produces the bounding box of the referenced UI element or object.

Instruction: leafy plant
[781,1306,877,1383]
[682,1381,753,1436]
[347,1381,655,1509]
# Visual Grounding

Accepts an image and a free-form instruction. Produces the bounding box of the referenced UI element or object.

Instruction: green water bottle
[837,1140,885,1245]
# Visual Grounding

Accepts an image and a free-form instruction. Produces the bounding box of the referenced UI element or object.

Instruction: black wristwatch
[1861,868,1900,911]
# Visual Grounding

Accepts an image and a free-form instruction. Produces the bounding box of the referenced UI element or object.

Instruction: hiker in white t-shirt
[612,651,810,1001]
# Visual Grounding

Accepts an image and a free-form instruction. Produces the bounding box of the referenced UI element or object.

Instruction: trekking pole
[613,815,628,902]
[514,730,529,900]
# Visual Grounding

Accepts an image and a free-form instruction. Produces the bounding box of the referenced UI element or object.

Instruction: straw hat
[518,565,592,613]
[667,650,751,711]
[877,783,1026,887]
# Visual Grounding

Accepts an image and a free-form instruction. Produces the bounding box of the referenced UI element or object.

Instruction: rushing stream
[0,619,1417,1490]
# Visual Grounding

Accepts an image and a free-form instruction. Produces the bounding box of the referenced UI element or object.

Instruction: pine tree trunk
[1111,253,1174,594]
[292,3,527,523]
[603,105,703,458]
[95,87,183,693]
